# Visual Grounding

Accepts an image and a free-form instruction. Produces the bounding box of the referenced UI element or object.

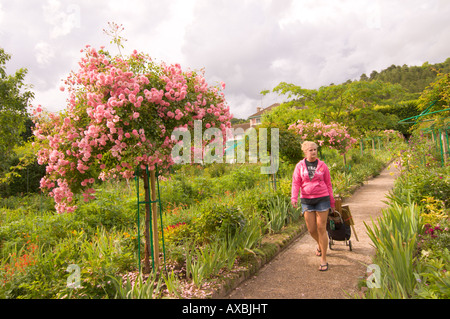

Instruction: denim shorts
[301,200,331,214]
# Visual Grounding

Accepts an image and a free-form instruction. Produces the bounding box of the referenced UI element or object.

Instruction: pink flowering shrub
[32,45,232,214]
[288,119,357,155]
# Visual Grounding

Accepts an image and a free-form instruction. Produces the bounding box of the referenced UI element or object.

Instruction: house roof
[248,103,280,119]
[231,122,251,131]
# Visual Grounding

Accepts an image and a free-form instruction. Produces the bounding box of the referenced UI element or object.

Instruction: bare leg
[304,210,319,244]
[316,210,329,268]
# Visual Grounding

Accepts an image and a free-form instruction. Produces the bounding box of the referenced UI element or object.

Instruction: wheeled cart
[326,196,358,251]
[327,210,352,251]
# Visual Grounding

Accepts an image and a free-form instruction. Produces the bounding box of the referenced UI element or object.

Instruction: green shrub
[74,187,136,232]
[109,272,164,299]
[415,221,450,298]
[0,193,55,213]
[419,196,448,226]
[364,198,420,298]
[163,222,194,247]
[414,247,450,299]
[235,186,276,216]
[219,165,263,191]
[1,226,136,299]
[266,196,297,233]
[392,166,450,207]
[160,174,196,207]
[193,201,246,242]
[203,163,229,178]
[277,177,292,199]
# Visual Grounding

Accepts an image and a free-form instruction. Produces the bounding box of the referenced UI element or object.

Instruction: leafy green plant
[0,193,55,213]
[364,198,420,298]
[199,242,230,274]
[74,187,136,231]
[162,270,182,298]
[415,248,450,298]
[266,196,290,233]
[110,272,164,299]
[393,166,449,207]
[203,163,229,178]
[219,165,263,191]
[225,214,265,259]
[419,196,448,226]
[235,186,275,216]
[185,248,207,288]
[193,201,246,243]
[414,219,450,298]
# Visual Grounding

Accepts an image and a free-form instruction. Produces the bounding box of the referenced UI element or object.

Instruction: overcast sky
[1,0,450,119]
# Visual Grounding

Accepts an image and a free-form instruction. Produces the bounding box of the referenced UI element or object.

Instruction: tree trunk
[142,171,152,274]
[441,131,448,163]
[150,169,160,269]
[141,169,160,274]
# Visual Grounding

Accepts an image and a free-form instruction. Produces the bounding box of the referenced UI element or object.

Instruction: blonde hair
[301,141,318,152]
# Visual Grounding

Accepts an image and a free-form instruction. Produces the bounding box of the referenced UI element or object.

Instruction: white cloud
[278,0,381,29]
[34,42,55,67]
[0,3,4,27]
[138,0,196,64]
[43,0,81,39]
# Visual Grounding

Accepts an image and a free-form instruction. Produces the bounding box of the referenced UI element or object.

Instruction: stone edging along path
[210,163,399,299]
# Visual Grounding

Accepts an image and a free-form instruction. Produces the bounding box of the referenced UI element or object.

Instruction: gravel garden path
[224,164,399,299]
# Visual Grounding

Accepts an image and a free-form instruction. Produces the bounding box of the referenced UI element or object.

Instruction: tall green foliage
[0,49,40,198]
[266,79,403,135]
[0,48,34,161]
[364,200,420,298]
[369,58,450,95]
[417,71,450,115]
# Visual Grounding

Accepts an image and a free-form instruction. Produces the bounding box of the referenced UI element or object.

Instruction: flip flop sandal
[316,247,322,256]
[319,263,329,271]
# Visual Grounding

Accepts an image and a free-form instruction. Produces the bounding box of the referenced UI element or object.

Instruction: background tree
[417,71,450,114]
[0,119,46,197]
[260,101,309,128]
[369,58,450,97]
[376,100,420,136]
[0,48,34,160]
[269,79,403,135]
[0,48,35,195]
[413,71,450,144]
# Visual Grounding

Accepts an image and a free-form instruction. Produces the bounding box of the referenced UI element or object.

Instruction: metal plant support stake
[135,164,166,273]
[399,100,449,166]
[268,172,277,192]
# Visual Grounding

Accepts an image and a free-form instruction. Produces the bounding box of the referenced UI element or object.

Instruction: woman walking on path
[291,141,335,271]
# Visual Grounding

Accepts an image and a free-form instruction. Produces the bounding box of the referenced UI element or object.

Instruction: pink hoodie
[291,158,335,209]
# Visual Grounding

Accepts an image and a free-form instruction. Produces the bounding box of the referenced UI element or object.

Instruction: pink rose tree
[32,45,232,272]
[288,119,357,164]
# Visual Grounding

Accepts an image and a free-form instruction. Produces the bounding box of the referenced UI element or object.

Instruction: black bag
[327,210,351,241]
[327,210,343,230]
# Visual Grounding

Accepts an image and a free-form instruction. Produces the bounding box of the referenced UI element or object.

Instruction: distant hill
[360,57,450,96]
